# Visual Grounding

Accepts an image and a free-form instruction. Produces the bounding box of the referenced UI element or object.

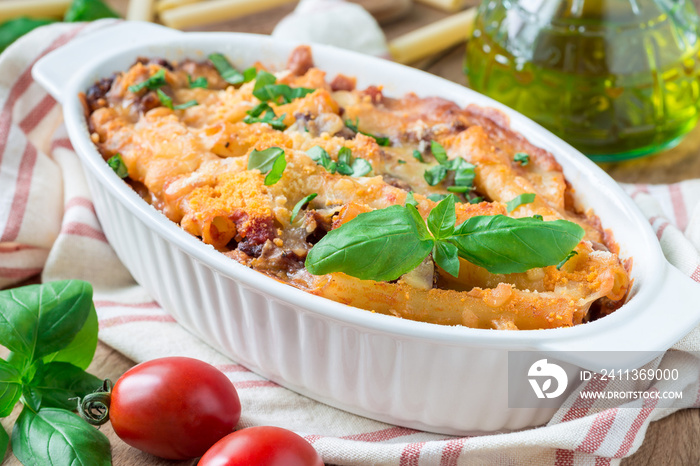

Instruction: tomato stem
[76,379,113,426]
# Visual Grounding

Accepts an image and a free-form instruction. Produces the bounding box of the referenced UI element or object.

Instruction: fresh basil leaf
[533,214,543,221]
[0,280,93,361]
[453,162,476,188]
[430,140,448,165]
[556,250,578,270]
[448,215,585,274]
[427,193,457,203]
[0,425,8,463]
[243,67,258,83]
[350,158,372,177]
[128,69,166,93]
[0,17,56,53]
[398,160,406,164]
[187,75,208,89]
[208,53,245,85]
[28,362,101,411]
[247,102,271,118]
[427,195,457,239]
[406,204,432,241]
[12,407,111,466]
[287,86,315,102]
[64,0,120,21]
[469,196,483,204]
[42,303,98,370]
[514,152,530,166]
[21,386,42,412]
[252,70,277,99]
[290,193,318,222]
[306,146,337,174]
[336,162,353,176]
[433,241,460,278]
[174,100,198,110]
[405,192,418,207]
[107,154,127,179]
[345,118,359,133]
[0,360,22,417]
[254,82,314,104]
[424,165,447,186]
[447,186,470,193]
[338,147,352,166]
[264,152,286,186]
[247,147,285,173]
[506,193,536,213]
[412,150,425,163]
[243,109,286,130]
[156,88,172,108]
[305,205,434,281]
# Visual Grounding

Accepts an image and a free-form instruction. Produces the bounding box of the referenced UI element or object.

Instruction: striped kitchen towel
[2,21,700,466]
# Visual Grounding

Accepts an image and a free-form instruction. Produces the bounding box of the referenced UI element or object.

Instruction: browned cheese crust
[85,46,631,330]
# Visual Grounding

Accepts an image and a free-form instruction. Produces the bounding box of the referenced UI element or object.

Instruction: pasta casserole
[83,46,631,330]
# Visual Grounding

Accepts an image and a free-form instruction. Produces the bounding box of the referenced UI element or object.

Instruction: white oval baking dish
[33,21,700,435]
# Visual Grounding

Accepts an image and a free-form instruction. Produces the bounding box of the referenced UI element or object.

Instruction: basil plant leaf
[0,424,8,463]
[0,18,56,53]
[424,165,447,186]
[247,147,285,174]
[21,386,42,413]
[350,158,372,177]
[28,362,102,411]
[187,75,208,89]
[42,302,98,370]
[208,53,245,85]
[306,205,434,281]
[107,154,128,179]
[64,0,120,21]
[433,241,460,278]
[290,193,318,222]
[264,153,287,186]
[427,195,457,240]
[128,69,166,93]
[12,407,111,466]
[506,193,536,213]
[0,280,93,361]
[0,359,22,417]
[430,140,448,164]
[448,215,585,274]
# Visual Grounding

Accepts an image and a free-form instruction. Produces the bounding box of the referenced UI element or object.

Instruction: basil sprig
[251,70,314,104]
[247,147,286,185]
[290,193,318,222]
[208,53,246,85]
[514,152,530,166]
[64,0,120,22]
[187,75,208,89]
[0,280,109,465]
[306,196,585,280]
[344,118,390,146]
[107,154,128,178]
[243,103,286,130]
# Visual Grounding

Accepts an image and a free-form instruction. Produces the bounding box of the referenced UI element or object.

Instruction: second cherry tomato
[198,425,324,466]
[110,357,241,460]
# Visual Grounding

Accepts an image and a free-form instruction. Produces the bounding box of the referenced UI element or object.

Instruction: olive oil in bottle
[465,0,700,161]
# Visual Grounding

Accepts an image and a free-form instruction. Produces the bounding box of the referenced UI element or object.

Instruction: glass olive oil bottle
[465,0,700,161]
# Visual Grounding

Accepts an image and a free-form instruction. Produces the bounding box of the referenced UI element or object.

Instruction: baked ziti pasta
[83,46,631,330]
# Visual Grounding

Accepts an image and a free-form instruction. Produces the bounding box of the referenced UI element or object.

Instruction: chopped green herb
[251,71,314,104]
[427,193,456,203]
[469,196,483,204]
[349,158,372,177]
[243,103,286,130]
[290,193,318,222]
[533,214,544,221]
[450,159,476,189]
[405,192,418,207]
[306,146,337,174]
[264,153,287,186]
[242,67,258,83]
[412,150,425,163]
[556,250,578,270]
[248,147,285,173]
[506,193,536,213]
[156,89,197,110]
[424,165,448,186]
[208,53,245,85]
[447,186,470,193]
[338,147,352,166]
[107,154,128,178]
[187,75,208,89]
[514,152,530,166]
[128,69,167,93]
[398,160,406,164]
[430,140,448,164]
[344,118,390,146]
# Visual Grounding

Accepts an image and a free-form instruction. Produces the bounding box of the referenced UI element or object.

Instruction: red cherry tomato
[109,357,241,460]
[198,426,324,466]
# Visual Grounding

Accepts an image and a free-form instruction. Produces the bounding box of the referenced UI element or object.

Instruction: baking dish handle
[540,263,700,372]
[32,21,182,104]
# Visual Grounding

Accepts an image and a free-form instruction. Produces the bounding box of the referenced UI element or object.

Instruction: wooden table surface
[3,0,700,464]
